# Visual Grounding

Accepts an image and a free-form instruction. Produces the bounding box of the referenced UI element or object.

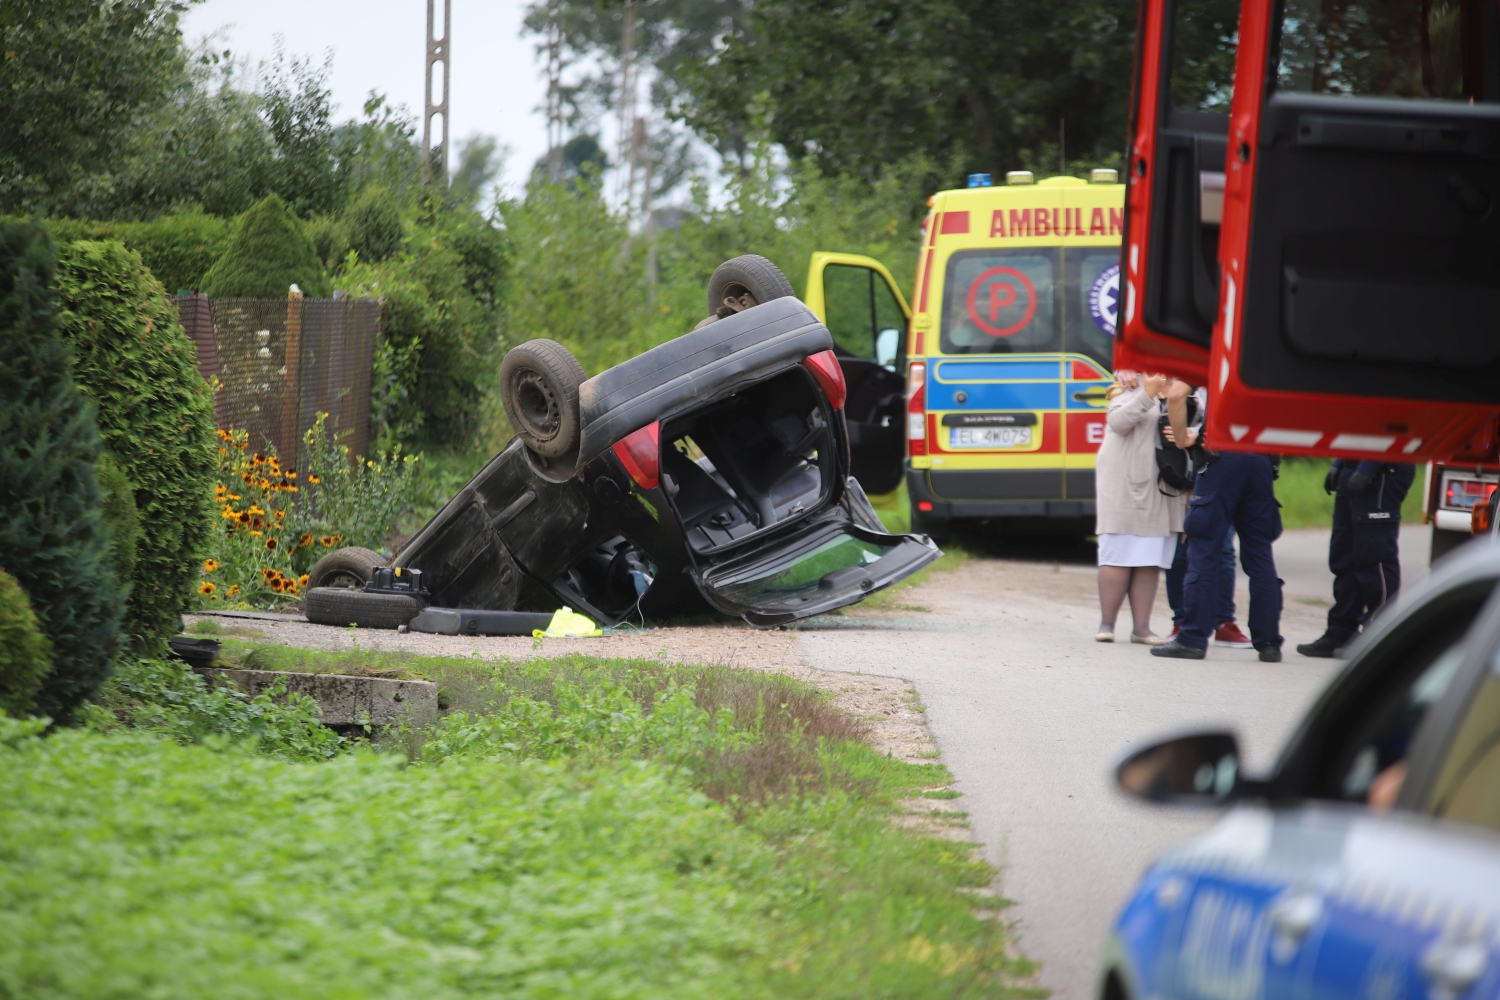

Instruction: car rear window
[709,533,895,608]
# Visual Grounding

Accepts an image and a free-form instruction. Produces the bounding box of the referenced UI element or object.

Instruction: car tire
[706,254,795,318]
[500,339,588,458]
[307,546,385,590]
[304,586,425,629]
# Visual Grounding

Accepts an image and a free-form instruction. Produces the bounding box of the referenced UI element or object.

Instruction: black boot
[1257,643,1283,663]
[1296,630,1351,658]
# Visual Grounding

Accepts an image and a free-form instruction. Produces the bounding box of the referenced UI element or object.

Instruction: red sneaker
[1214,622,1253,648]
[1168,624,1180,640]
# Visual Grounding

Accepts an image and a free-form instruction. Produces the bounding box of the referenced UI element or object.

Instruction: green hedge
[0,222,121,719]
[55,240,218,647]
[0,569,51,717]
[200,194,331,298]
[33,213,231,293]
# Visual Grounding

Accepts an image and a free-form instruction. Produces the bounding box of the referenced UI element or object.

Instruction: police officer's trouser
[1180,453,1284,652]
[1327,466,1414,640]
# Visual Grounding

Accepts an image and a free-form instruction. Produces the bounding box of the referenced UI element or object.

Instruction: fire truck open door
[1118,0,1500,461]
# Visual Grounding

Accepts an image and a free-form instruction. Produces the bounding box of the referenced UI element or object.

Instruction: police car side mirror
[1116,731,1248,805]
[875,327,901,369]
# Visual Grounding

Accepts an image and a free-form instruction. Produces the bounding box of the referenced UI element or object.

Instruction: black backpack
[1156,394,1205,495]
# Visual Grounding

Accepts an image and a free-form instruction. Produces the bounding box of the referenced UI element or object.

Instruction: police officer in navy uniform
[1152,382,1285,661]
[1296,460,1416,658]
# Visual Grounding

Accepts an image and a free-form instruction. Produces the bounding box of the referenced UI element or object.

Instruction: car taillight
[802,350,847,409]
[1445,477,1493,509]
[907,362,927,457]
[611,421,660,489]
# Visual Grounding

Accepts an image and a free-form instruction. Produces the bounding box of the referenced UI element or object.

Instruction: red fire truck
[1112,0,1500,466]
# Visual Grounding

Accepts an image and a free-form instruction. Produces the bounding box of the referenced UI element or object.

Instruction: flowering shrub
[195,415,421,609]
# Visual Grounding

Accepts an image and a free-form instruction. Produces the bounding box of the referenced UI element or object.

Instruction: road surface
[793,524,1432,1000]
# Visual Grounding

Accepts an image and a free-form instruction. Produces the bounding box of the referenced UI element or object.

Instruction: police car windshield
[939,247,1116,368]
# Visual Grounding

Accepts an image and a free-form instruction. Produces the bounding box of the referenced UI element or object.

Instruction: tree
[0,568,51,718]
[0,221,121,720]
[0,0,190,216]
[55,239,217,647]
[345,188,405,263]
[200,194,331,298]
[679,0,1137,183]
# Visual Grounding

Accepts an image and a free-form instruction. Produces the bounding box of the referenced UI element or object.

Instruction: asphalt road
[793,523,1434,1000]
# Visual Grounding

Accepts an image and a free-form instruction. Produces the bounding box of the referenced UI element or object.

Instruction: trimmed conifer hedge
[200,194,330,298]
[0,569,51,717]
[0,222,121,719]
[55,240,218,647]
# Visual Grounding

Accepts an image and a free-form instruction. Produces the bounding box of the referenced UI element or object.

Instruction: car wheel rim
[716,283,758,317]
[514,371,560,440]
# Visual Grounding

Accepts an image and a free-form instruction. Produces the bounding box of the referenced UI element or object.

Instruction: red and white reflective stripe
[1225,425,1424,455]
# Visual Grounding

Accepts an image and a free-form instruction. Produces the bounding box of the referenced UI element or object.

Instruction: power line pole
[615,0,639,209]
[545,0,564,183]
[422,0,451,185]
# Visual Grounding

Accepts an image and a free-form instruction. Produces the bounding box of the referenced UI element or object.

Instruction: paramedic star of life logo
[1089,263,1121,337]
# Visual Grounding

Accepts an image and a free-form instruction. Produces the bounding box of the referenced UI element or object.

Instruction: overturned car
[303,256,940,632]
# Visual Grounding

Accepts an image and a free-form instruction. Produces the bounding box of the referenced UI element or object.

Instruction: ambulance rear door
[1126,0,1500,461]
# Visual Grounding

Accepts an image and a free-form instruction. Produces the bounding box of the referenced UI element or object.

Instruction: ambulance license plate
[949,426,1033,448]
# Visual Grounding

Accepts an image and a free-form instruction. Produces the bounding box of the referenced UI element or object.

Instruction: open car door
[1120,0,1500,460]
[802,252,909,494]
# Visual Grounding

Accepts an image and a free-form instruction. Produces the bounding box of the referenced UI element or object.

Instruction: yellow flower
[307,473,321,485]
[250,529,263,537]
[274,510,285,522]
[264,537,278,551]
[227,584,241,598]
[298,573,310,587]
[298,533,314,547]
[202,559,219,573]
[198,581,217,595]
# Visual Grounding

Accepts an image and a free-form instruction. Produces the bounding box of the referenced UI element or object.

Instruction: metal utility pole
[615,0,639,208]
[545,0,564,183]
[422,0,451,184]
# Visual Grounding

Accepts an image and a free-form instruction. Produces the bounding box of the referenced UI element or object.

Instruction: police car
[1101,539,1500,1000]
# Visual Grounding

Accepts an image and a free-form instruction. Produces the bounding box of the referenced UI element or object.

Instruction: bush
[344,187,404,262]
[336,197,505,450]
[92,656,343,760]
[95,453,141,599]
[199,194,331,298]
[38,213,232,293]
[0,221,121,720]
[0,569,52,717]
[54,239,218,647]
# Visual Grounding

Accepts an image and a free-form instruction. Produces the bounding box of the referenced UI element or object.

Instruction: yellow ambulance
[902,170,1123,538]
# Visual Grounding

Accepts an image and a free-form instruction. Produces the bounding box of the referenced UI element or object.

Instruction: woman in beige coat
[1093,370,1184,643]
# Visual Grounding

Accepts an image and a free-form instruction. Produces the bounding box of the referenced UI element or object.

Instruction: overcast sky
[181,0,553,197]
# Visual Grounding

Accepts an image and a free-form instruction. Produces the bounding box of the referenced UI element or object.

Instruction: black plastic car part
[406,608,554,636]
[576,295,835,467]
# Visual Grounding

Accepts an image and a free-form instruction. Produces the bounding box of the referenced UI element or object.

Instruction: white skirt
[1097,533,1176,569]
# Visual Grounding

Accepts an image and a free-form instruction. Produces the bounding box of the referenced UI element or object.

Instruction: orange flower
[298,574,309,587]
[261,567,277,580]
[274,510,285,522]
[298,533,314,547]
[202,559,219,573]
[264,537,278,551]
[227,584,241,598]
[237,511,251,524]
[198,581,217,595]
[269,577,285,592]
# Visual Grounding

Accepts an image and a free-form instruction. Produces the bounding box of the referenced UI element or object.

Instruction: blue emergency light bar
[967,173,993,188]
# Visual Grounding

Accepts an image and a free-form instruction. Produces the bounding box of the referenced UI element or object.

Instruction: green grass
[4,653,1036,998]
[1275,458,1423,530]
